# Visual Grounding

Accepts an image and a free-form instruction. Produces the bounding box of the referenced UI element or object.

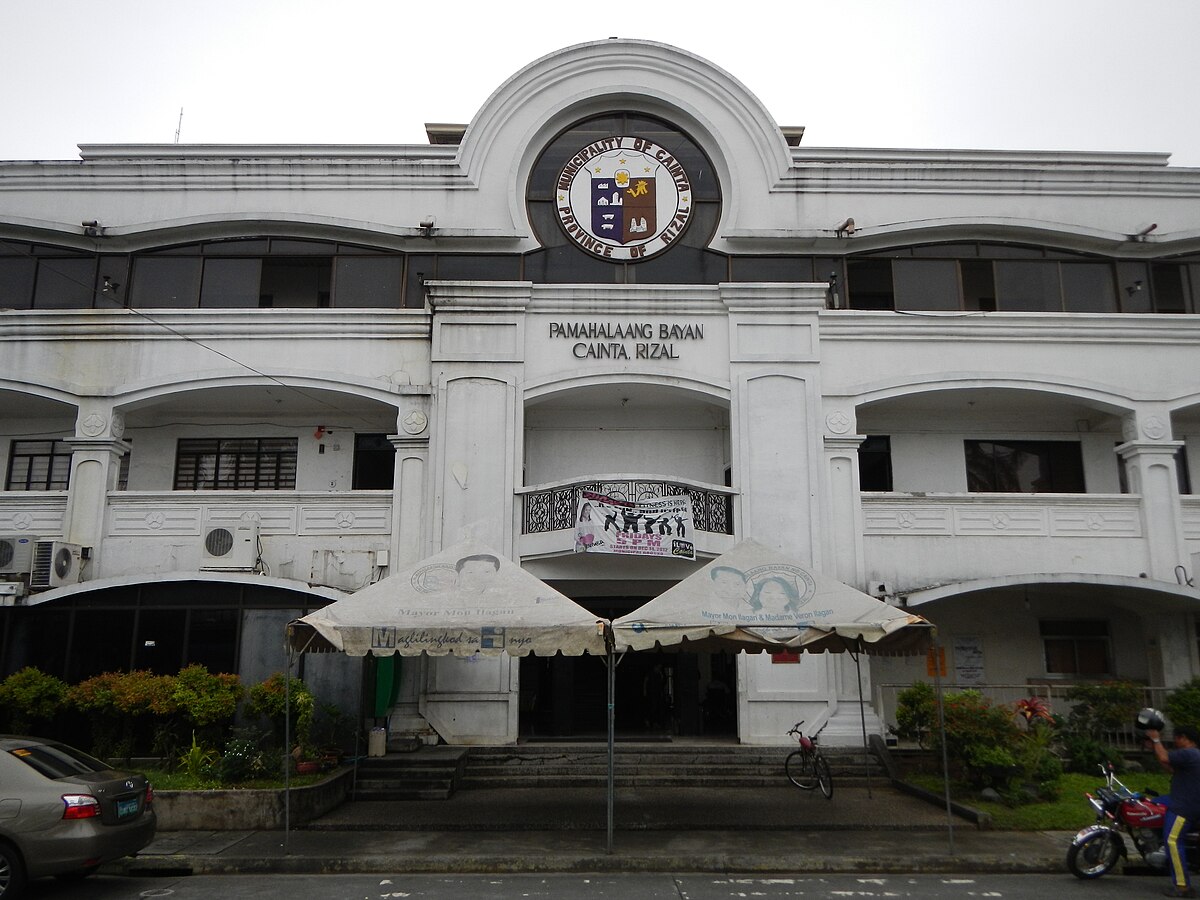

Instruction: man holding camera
[1146,722,1200,898]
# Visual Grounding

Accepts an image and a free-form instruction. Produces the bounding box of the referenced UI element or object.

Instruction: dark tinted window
[858,436,893,491]
[846,259,893,309]
[894,260,959,311]
[9,742,112,779]
[994,261,1060,312]
[260,258,330,308]
[965,439,1085,493]
[200,258,261,308]
[34,258,97,308]
[0,258,36,309]
[131,257,202,308]
[333,258,403,308]
[1061,263,1118,313]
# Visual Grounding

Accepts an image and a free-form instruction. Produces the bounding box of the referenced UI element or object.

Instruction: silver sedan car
[0,736,156,898]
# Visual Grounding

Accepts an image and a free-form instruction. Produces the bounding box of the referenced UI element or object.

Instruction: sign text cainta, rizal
[548,321,704,359]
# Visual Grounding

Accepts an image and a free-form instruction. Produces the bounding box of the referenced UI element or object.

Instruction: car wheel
[0,841,27,900]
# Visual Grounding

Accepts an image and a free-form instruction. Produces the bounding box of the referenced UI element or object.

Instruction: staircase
[348,741,886,800]
[461,742,886,789]
[349,747,468,800]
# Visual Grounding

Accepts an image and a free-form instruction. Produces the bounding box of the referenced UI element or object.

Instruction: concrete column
[1115,409,1194,689]
[722,283,845,743]
[819,430,881,740]
[388,417,430,569]
[822,431,867,587]
[387,424,435,743]
[418,281,529,744]
[1116,437,1188,583]
[61,404,129,576]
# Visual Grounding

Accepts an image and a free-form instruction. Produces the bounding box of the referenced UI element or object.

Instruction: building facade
[2,40,1199,745]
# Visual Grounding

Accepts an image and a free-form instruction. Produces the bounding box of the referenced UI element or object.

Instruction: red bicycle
[785,720,832,799]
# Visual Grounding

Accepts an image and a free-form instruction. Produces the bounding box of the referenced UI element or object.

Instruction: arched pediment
[456,39,791,244]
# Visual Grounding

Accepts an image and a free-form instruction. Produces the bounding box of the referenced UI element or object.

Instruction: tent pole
[932,633,954,855]
[605,626,616,854]
[284,646,293,854]
[851,640,872,799]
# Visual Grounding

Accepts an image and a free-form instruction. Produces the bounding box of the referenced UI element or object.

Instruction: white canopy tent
[283,539,607,844]
[607,539,944,851]
[611,539,933,655]
[288,539,607,659]
[284,538,946,854]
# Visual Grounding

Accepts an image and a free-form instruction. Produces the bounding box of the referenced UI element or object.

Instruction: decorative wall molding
[0,496,67,536]
[107,492,392,537]
[863,494,1143,537]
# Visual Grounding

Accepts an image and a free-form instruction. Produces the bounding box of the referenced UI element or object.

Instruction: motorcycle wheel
[1067,830,1122,879]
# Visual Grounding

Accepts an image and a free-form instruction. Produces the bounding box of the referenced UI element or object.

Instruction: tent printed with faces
[288,539,608,659]
[611,538,934,656]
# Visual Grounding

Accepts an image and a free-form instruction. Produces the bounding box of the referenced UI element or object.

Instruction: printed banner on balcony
[574,490,695,560]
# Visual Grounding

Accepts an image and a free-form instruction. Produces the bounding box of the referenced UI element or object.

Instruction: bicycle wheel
[814,753,833,799]
[786,749,817,789]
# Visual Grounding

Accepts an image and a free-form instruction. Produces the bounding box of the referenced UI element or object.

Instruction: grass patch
[143,768,331,791]
[907,770,1171,831]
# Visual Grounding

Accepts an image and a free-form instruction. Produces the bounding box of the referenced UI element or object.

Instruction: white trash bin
[368,727,387,757]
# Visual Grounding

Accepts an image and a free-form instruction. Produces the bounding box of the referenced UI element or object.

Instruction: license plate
[116,798,139,818]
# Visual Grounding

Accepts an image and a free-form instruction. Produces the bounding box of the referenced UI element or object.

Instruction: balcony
[101,490,392,584]
[0,493,68,539]
[517,475,736,558]
[862,492,1150,587]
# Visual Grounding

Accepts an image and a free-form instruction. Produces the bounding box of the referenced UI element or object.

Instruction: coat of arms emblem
[555,136,692,261]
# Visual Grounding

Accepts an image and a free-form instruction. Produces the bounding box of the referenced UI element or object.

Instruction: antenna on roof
[174,108,183,144]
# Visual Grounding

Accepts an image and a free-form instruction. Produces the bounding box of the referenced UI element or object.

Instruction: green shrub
[171,665,242,728]
[1166,678,1200,732]
[216,731,268,783]
[890,681,937,749]
[247,673,315,751]
[1059,730,1123,774]
[0,667,68,732]
[1064,680,1144,736]
[891,682,1061,798]
[178,732,218,780]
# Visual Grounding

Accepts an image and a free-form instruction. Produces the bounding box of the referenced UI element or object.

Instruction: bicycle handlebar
[787,720,827,740]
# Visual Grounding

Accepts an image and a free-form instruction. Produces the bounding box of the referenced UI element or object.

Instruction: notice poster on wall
[953,635,985,684]
[574,490,695,560]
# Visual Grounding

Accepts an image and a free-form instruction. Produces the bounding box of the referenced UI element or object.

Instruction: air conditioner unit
[200,523,259,571]
[0,535,35,575]
[30,541,83,589]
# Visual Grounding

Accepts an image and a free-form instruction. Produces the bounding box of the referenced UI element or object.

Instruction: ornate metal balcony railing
[521,478,734,535]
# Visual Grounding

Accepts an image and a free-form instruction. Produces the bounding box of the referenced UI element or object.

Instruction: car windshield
[8,742,114,779]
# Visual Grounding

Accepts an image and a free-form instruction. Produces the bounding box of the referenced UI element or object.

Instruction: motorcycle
[1067,763,1200,879]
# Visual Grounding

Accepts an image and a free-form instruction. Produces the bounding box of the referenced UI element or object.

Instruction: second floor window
[174,438,297,490]
[6,439,72,491]
[964,439,1085,493]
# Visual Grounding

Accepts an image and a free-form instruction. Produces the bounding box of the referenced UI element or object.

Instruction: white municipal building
[2,40,1199,746]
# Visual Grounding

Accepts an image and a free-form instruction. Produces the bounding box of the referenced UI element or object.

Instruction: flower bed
[152,766,352,830]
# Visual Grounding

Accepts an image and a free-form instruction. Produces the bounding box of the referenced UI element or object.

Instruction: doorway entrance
[517,596,736,740]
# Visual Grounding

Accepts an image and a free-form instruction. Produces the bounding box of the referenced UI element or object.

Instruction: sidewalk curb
[120,853,1069,877]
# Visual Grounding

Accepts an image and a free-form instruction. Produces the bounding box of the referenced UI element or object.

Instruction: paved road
[22,871,1173,899]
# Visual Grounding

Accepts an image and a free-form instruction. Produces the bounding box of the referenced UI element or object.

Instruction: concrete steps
[348,743,887,800]
[460,743,886,789]
[349,748,468,801]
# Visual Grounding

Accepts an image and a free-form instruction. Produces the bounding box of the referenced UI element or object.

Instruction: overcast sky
[2,0,1198,166]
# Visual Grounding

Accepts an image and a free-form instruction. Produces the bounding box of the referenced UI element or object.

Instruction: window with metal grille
[5,439,72,490]
[173,438,297,490]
